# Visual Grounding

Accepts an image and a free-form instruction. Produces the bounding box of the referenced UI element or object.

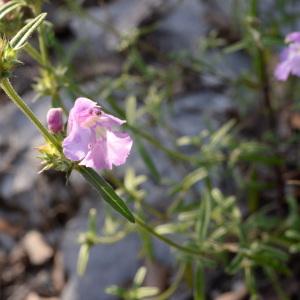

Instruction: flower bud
[47,108,63,133]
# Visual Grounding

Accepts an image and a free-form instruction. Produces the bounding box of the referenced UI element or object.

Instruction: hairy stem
[0,78,61,149]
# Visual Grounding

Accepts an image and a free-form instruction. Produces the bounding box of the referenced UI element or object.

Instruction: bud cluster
[37,143,72,173]
[0,38,17,79]
[0,1,24,37]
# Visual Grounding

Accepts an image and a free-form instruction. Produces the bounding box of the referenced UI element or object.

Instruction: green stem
[34,6,49,66]
[38,28,48,64]
[93,230,129,244]
[24,43,44,66]
[30,6,66,111]
[194,262,205,300]
[244,266,258,300]
[31,3,48,65]
[134,216,210,260]
[154,263,186,300]
[0,78,61,150]
[264,267,289,300]
[127,124,192,162]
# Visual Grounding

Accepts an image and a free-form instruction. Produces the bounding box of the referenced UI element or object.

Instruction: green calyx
[0,12,47,79]
[0,38,17,79]
[37,143,73,173]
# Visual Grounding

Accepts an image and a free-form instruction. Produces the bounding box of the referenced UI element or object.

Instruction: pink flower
[62,98,132,171]
[47,108,64,133]
[285,32,300,43]
[275,31,300,81]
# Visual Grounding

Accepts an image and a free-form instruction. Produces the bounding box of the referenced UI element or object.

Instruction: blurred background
[2,0,300,299]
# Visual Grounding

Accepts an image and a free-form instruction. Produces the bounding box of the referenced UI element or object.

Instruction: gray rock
[61,197,172,300]
[155,0,208,53]
[0,149,40,200]
[105,0,176,50]
[0,233,15,252]
[0,92,46,151]
[61,199,138,300]
[167,92,233,136]
[70,0,176,54]
[62,235,140,300]
[0,94,47,206]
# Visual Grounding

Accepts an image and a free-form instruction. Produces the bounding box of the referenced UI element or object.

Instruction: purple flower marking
[275,31,300,81]
[63,98,133,171]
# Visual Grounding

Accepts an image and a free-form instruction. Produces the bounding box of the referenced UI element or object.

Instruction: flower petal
[79,141,110,170]
[98,112,126,129]
[71,98,99,127]
[63,125,92,161]
[63,97,132,171]
[106,130,133,167]
[79,131,133,170]
[73,97,97,114]
[275,60,291,81]
[290,55,300,77]
[286,32,300,43]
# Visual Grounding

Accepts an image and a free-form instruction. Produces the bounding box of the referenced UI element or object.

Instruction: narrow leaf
[226,253,244,274]
[171,168,207,195]
[133,287,159,298]
[196,190,211,242]
[105,285,126,297]
[126,95,137,125]
[194,262,205,300]
[88,208,97,234]
[78,166,135,223]
[136,138,160,182]
[10,13,47,49]
[211,119,236,146]
[77,243,90,275]
[0,0,25,19]
[133,266,147,286]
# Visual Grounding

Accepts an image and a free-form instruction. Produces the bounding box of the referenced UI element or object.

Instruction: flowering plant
[275,31,300,80]
[2,1,300,300]
[63,98,132,171]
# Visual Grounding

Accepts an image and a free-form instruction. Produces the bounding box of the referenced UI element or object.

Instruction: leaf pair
[10,13,46,50]
[0,0,26,20]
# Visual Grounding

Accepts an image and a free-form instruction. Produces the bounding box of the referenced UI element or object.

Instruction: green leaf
[132,287,159,299]
[226,253,244,274]
[10,13,47,50]
[0,0,25,20]
[285,230,300,241]
[193,262,205,300]
[196,189,211,242]
[78,166,135,223]
[105,285,126,297]
[133,266,147,286]
[88,208,97,234]
[136,138,160,182]
[155,221,193,235]
[126,95,137,125]
[210,119,236,146]
[77,243,90,275]
[223,39,247,53]
[171,168,207,195]
[255,244,289,262]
